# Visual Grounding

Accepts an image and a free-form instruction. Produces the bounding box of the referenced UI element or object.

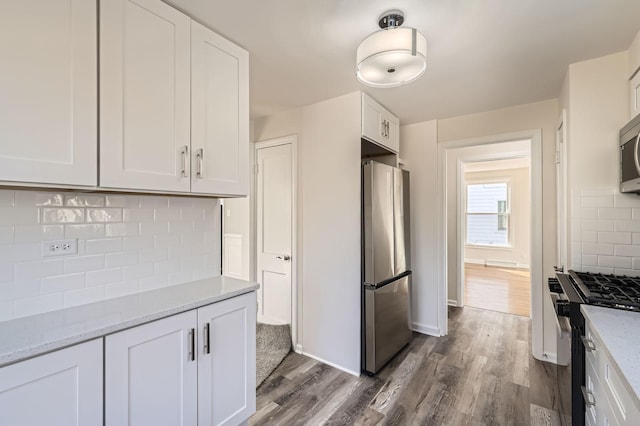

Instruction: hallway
[464,263,531,317]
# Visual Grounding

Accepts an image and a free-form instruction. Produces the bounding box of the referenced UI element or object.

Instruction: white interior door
[256,141,293,325]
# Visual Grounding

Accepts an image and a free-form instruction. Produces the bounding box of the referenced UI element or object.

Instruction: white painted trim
[438,129,545,361]
[447,299,458,307]
[464,258,530,269]
[293,343,303,354]
[411,322,442,337]
[301,350,360,377]
[254,135,299,350]
[541,351,557,365]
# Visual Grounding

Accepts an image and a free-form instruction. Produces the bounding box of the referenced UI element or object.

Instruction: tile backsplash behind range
[0,190,221,321]
[571,188,640,275]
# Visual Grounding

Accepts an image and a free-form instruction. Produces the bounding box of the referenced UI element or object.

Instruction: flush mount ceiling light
[356,10,427,88]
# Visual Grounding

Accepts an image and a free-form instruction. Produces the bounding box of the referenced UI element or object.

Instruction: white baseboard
[448,299,458,307]
[411,322,442,337]
[293,343,303,354]
[300,351,360,377]
[465,258,529,269]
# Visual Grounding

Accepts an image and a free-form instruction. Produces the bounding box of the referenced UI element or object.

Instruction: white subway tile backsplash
[582,254,598,266]
[614,245,640,257]
[613,269,639,277]
[64,286,104,307]
[105,252,140,268]
[86,268,122,287]
[15,191,63,207]
[64,255,105,274]
[86,238,123,255]
[614,194,640,207]
[122,263,154,280]
[0,190,221,320]
[123,208,154,222]
[105,280,139,298]
[582,196,613,208]
[598,256,632,269]
[140,221,168,236]
[15,259,63,281]
[105,223,139,237]
[0,191,14,207]
[597,232,632,245]
[633,258,640,270]
[0,281,40,302]
[41,273,85,295]
[87,208,123,223]
[599,208,632,220]
[0,208,39,224]
[582,231,598,243]
[633,208,640,220]
[14,293,64,317]
[582,243,614,256]
[0,226,13,244]
[65,224,105,239]
[582,266,615,275]
[615,220,640,232]
[14,224,64,243]
[64,194,104,207]
[42,208,84,224]
[582,219,614,232]
[582,188,615,197]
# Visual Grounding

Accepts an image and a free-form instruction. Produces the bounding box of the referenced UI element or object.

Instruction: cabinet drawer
[586,356,622,426]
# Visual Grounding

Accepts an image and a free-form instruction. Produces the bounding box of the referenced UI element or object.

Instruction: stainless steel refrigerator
[362,160,412,375]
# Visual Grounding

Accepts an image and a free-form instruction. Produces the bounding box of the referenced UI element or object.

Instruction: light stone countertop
[581,305,640,408]
[0,276,259,367]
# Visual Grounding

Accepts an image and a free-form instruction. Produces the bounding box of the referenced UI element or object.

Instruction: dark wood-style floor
[250,306,560,425]
[465,263,531,317]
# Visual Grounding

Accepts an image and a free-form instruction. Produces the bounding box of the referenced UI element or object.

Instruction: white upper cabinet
[191,22,249,196]
[0,0,97,186]
[0,339,103,426]
[361,93,400,153]
[100,0,192,192]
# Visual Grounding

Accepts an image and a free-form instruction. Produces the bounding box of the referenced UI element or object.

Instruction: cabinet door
[631,71,640,120]
[0,339,103,426]
[0,0,97,186]
[362,94,384,145]
[385,112,400,153]
[197,292,256,426]
[100,0,191,192]
[191,21,249,196]
[105,311,198,426]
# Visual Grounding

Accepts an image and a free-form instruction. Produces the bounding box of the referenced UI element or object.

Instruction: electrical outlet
[43,239,77,257]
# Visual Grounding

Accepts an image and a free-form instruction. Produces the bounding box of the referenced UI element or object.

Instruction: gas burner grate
[570,271,640,311]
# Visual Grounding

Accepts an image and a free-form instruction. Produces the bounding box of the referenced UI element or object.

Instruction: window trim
[464,177,513,248]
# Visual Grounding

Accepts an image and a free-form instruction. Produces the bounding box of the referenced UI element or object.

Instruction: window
[466,182,510,246]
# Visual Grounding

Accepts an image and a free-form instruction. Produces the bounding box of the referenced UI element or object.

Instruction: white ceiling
[167,0,640,125]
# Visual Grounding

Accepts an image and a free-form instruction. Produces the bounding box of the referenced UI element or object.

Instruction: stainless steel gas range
[548,271,640,425]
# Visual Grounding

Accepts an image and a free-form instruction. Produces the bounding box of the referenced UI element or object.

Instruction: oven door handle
[581,336,597,352]
[549,292,572,335]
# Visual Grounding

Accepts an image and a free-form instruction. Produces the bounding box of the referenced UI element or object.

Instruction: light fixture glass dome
[356,14,427,88]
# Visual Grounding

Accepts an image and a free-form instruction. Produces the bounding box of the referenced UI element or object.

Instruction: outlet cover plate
[43,239,78,257]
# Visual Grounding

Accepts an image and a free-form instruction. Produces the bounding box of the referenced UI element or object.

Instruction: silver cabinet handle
[196,148,204,179]
[180,146,189,177]
[385,121,390,138]
[188,328,195,361]
[581,336,597,352]
[581,386,596,407]
[203,323,210,354]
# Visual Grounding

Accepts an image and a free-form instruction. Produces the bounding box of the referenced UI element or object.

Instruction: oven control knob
[555,300,571,317]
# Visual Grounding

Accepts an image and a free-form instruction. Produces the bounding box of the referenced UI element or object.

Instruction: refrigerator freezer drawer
[364,274,412,374]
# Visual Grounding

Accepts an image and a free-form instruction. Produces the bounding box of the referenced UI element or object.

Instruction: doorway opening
[438,130,545,361]
[461,157,531,317]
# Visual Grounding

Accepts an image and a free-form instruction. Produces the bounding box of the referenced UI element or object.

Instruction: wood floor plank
[465,263,531,317]
[251,306,562,425]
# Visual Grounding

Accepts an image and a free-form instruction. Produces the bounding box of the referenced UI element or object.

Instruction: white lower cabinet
[105,292,256,426]
[0,339,103,426]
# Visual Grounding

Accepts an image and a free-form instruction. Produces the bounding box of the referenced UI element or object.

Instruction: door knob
[277,254,291,261]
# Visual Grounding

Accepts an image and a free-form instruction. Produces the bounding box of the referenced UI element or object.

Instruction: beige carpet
[256,323,292,388]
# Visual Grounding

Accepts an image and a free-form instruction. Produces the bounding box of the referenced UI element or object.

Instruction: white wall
[300,92,361,374]
[563,52,635,274]
[400,120,439,335]
[0,190,221,321]
[464,166,531,268]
